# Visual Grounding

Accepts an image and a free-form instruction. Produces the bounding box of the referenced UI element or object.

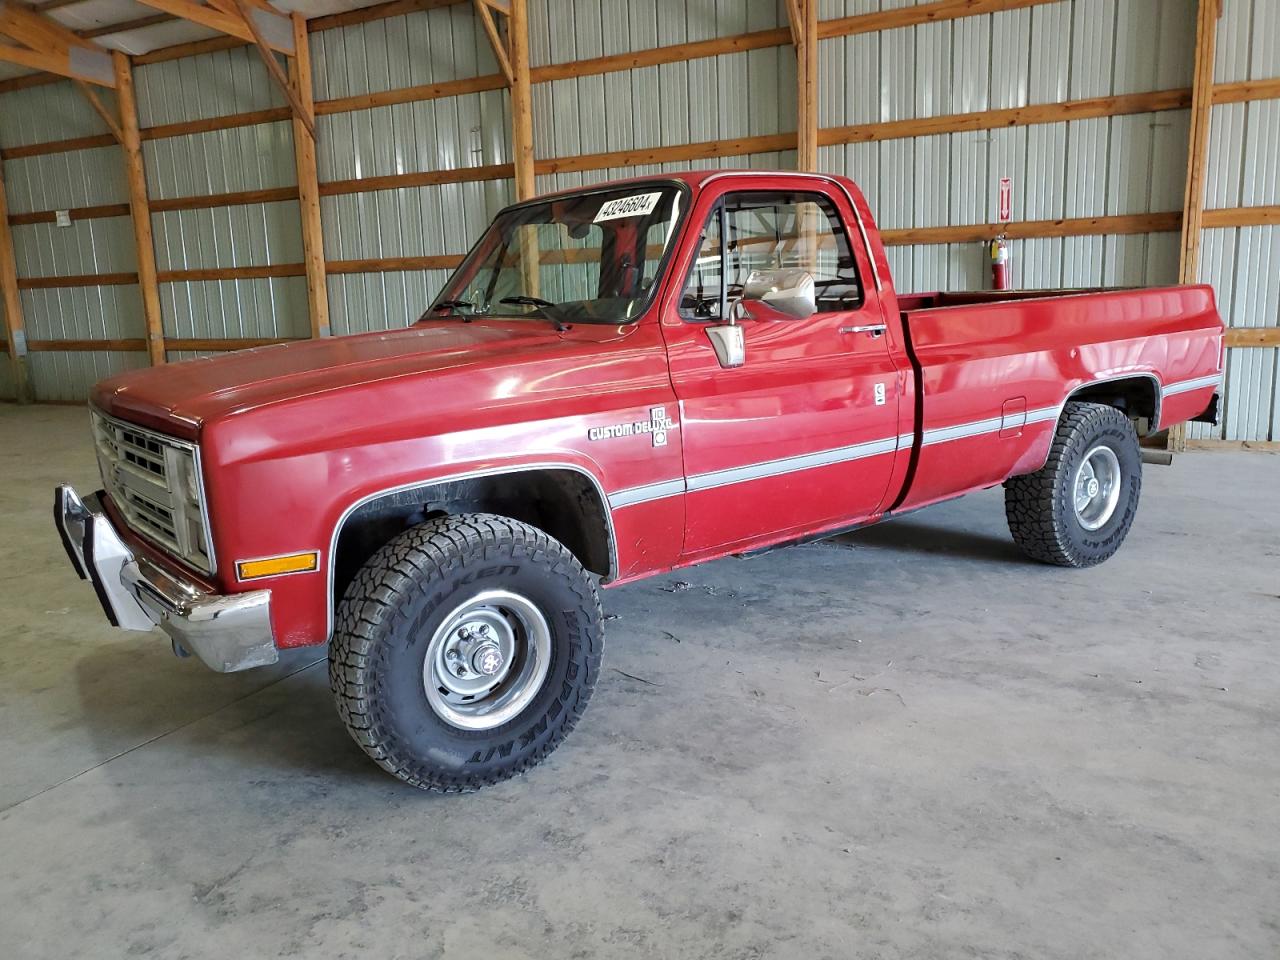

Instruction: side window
[678,191,864,320]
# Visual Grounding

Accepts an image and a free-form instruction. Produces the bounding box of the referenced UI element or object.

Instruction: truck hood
[92,322,593,439]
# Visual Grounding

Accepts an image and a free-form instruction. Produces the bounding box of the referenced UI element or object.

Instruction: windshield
[425,184,685,325]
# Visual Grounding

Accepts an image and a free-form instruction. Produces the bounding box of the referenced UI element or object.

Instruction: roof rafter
[0,0,114,86]
[227,0,313,138]
[129,0,294,55]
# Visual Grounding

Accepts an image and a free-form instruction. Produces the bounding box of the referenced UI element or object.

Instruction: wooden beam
[288,12,328,339]
[0,158,32,401]
[319,162,513,197]
[315,72,507,116]
[818,0,1056,39]
[1202,204,1280,228]
[9,190,302,225]
[472,0,513,84]
[0,0,114,86]
[1211,76,1280,105]
[1223,327,1280,348]
[17,271,138,288]
[19,336,307,352]
[0,69,60,93]
[508,0,534,200]
[820,89,1191,146]
[1179,0,1219,284]
[880,212,1183,246]
[132,33,245,65]
[78,12,174,40]
[113,52,165,365]
[229,0,314,139]
[130,0,293,55]
[792,0,817,171]
[1172,0,1222,453]
[327,254,466,274]
[158,264,305,282]
[5,84,1195,185]
[1185,438,1280,451]
[151,186,299,212]
[530,27,790,84]
[27,337,145,351]
[535,133,795,176]
[167,336,303,351]
[132,0,466,66]
[141,106,292,141]
[8,202,131,226]
[73,79,122,143]
[0,132,116,160]
[308,0,465,32]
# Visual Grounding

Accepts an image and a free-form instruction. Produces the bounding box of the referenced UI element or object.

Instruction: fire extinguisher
[990,234,1011,291]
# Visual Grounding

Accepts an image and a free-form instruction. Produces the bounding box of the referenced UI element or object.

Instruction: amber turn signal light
[236,551,320,581]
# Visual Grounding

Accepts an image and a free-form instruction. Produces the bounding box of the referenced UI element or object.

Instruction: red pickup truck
[55,170,1223,791]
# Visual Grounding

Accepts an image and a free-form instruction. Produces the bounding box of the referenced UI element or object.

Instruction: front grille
[91,412,214,574]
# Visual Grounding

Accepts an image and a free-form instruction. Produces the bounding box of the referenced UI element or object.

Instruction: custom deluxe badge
[588,406,676,447]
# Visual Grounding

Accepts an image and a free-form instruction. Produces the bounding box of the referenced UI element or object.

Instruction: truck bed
[889,285,1223,514]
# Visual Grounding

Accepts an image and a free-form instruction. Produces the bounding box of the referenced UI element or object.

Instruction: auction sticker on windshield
[594,192,661,222]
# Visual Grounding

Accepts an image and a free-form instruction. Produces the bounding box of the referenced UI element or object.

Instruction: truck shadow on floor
[829,517,1028,565]
[70,644,392,789]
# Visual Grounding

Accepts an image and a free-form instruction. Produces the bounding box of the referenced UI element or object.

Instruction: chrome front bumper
[54,484,279,673]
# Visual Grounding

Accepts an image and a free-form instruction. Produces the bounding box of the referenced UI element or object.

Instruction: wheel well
[332,469,613,606]
[1068,376,1160,433]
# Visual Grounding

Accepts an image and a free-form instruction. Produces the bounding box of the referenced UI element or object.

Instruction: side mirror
[740,268,816,320]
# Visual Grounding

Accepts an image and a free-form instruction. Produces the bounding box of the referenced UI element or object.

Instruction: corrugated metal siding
[0,76,134,399]
[133,45,284,128]
[0,81,119,148]
[527,0,788,69]
[1196,0,1280,440]
[313,2,513,338]
[1,146,128,215]
[26,352,149,404]
[0,0,1271,438]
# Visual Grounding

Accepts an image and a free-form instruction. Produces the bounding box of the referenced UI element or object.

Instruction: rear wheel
[329,514,603,792]
[1004,401,1142,567]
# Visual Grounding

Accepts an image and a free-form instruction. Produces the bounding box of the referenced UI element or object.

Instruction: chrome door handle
[839,323,887,338]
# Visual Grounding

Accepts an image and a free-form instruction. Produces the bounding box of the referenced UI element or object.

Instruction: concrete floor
[2,403,1278,959]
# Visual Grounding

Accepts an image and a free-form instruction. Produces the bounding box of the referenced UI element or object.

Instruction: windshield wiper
[417,299,474,322]
[499,296,568,332]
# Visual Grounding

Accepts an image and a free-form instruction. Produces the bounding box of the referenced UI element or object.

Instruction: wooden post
[287,13,330,338]
[1171,0,1221,451]
[0,160,33,402]
[793,0,818,171]
[508,0,534,201]
[113,52,166,365]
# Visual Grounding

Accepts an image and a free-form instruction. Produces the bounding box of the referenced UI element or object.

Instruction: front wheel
[1004,401,1142,567]
[329,514,603,792]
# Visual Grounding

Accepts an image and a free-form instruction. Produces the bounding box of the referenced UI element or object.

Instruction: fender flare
[324,461,617,641]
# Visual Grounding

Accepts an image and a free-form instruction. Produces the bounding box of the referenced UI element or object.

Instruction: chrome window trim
[697,171,882,291]
[325,462,619,642]
[88,406,218,577]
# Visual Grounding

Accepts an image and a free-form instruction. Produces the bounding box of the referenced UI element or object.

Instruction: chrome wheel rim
[423,589,551,731]
[1073,444,1122,531]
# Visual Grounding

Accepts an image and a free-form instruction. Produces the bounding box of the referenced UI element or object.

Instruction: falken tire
[1003,401,1142,568]
[329,514,603,792]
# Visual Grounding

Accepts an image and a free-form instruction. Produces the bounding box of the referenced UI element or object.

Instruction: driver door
[661,187,902,558]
